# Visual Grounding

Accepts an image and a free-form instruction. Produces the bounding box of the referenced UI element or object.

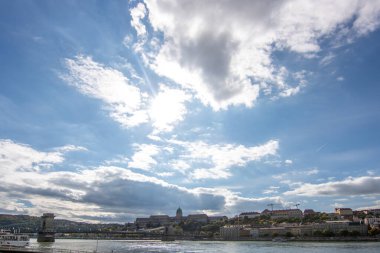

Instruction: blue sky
[1,0,380,223]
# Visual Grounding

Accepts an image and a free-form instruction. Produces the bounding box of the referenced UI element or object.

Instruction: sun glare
[149,87,189,132]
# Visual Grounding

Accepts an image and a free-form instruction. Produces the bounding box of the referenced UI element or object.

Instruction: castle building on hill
[176,207,183,222]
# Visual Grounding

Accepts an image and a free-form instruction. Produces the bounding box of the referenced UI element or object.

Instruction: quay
[0,247,94,253]
[0,248,42,253]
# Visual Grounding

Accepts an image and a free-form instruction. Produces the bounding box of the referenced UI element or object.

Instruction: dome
[176,207,183,217]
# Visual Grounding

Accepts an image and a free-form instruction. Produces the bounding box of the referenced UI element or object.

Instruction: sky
[0,0,380,223]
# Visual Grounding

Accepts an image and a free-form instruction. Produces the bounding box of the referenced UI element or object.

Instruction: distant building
[250,221,367,238]
[303,209,315,216]
[239,212,260,219]
[363,209,380,216]
[208,216,228,223]
[220,225,241,240]
[135,218,150,228]
[175,207,183,222]
[335,208,353,216]
[187,214,208,223]
[263,209,303,219]
[364,217,380,228]
[335,208,353,220]
[255,226,292,237]
[149,215,170,226]
[261,209,271,215]
[353,210,365,216]
[134,208,211,229]
[313,221,367,235]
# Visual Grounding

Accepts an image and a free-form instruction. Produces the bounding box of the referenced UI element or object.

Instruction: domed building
[176,207,183,222]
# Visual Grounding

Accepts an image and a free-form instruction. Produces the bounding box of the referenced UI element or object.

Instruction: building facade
[269,209,303,219]
[364,217,380,228]
[220,225,241,240]
[335,208,354,220]
[239,212,260,219]
[187,214,208,223]
[312,221,367,235]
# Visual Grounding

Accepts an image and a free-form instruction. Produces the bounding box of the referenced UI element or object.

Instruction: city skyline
[1,0,380,223]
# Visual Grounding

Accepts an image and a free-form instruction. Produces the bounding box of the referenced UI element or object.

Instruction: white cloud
[278,85,302,98]
[284,176,380,196]
[103,155,129,166]
[353,1,380,36]
[130,3,148,37]
[356,200,380,210]
[168,139,279,179]
[128,144,160,171]
[0,139,65,172]
[62,56,193,133]
[148,85,191,133]
[62,55,149,128]
[147,134,162,142]
[275,168,319,178]
[337,76,345,81]
[284,159,293,165]
[169,160,191,173]
[367,170,376,176]
[263,186,280,195]
[54,145,88,152]
[131,0,380,110]
[331,202,344,208]
[156,172,175,177]
[305,168,319,175]
[320,53,336,66]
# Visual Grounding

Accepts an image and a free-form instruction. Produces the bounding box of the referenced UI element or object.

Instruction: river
[30,238,380,253]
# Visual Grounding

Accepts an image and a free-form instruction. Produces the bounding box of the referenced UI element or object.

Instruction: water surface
[31,238,380,253]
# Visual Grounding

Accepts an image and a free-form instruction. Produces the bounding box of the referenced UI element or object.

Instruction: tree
[285,232,293,238]
[339,230,349,237]
[349,230,360,237]
[368,227,380,236]
[322,230,335,237]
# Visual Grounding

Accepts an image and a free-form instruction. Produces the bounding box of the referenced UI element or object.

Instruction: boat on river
[0,230,30,247]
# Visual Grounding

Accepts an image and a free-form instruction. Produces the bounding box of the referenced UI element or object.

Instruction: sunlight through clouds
[149,85,192,133]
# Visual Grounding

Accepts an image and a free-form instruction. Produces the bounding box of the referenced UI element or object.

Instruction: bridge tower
[37,213,55,242]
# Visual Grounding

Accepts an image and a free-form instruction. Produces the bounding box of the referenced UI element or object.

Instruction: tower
[37,213,55,242]
[176,207,183,222]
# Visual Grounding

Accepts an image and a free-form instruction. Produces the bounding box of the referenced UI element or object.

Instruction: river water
[30,238,380,253]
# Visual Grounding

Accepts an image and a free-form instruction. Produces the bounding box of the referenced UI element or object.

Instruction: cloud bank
[0,139,284,222]
[284,176,380,196]
[130,0,380,110]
